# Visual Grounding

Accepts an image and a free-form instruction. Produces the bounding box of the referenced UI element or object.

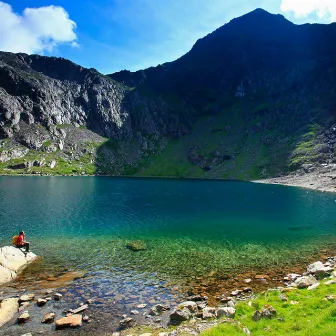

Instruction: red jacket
[17,234,25,245]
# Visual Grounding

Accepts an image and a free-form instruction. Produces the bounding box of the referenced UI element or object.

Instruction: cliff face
[1,9,336,178]
[0,52,192,175]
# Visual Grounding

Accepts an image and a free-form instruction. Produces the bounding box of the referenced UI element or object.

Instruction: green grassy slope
[202,279,336,336]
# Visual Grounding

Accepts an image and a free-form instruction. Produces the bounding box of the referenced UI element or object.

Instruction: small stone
[136,304,147,309]
[42,312,55,323]
[217,307,236,318]
[139,334,152,336]
[71,304,88,314]
[186,295,207,302]
[18,311,30,323]
[244,278,252,284]
[56,315,82,329]
[19,294,35,303]
[307,283,320,290]
[85,299,94,304]
[119,317,136,330]
[202,307,216,319]
[325,280,336,285]
[112,333,121,336]
[83,315,90,322]
[45,297,52,301]
[20,333,33,336]
[37,298,47,306]
[243,287,252,293]
[230,290,241,296]
[54,293,63,301]
[130,310,139,315]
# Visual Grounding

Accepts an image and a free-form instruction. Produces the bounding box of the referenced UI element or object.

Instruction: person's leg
[24,242,30,252]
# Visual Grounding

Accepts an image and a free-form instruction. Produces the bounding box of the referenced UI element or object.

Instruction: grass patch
[203,280,336,336]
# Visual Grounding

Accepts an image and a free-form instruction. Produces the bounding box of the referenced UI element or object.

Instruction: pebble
[307,283,320,290]
[54,293,63,301]
[130,310,139,315]
[42,312,55,323]
[37,298,47,306]
[18,311,30,323]
[19,294,35,302]
[136,304,147,309]
[244,278,252,284]
[324,280,336,285]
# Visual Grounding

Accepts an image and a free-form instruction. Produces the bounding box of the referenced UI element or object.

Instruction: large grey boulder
[295,275,318,289]
[307,261,333,275]
[0,246,38,285]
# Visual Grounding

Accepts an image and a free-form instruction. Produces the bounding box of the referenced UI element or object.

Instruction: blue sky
[1,0,336,74]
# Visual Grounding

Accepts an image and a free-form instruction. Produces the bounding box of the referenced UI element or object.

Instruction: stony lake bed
[1,176,336,335]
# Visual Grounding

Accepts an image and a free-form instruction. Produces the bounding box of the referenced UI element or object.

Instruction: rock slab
[0,246,38,285]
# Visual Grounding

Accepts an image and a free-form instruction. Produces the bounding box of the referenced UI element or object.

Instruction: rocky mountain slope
[1,9,336,179]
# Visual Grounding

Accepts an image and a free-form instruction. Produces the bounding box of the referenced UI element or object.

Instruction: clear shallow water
[1,176,336,278]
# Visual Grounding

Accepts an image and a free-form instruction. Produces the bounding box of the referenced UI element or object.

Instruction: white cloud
[0,2,78,54]
[281,0,336,22]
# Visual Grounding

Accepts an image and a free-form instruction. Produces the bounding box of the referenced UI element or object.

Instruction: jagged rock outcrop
[0,246,38,285]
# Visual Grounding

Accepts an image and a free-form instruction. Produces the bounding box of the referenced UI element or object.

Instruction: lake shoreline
[253,169,336,193]
[1,247,336,335]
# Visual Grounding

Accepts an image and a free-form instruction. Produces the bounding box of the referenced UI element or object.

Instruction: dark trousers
[16,242,30,252]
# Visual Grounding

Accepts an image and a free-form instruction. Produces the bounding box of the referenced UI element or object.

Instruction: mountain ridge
[1,9,336,180]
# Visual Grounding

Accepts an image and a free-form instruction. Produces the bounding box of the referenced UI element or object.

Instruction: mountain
[1,9,336,179]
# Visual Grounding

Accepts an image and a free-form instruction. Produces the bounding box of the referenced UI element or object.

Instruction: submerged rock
[125,240,147,251]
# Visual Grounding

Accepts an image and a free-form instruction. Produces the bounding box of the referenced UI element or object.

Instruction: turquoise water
[0,176,336,278]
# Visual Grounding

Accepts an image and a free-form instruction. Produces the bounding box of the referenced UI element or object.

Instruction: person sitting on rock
[16,231,30,253]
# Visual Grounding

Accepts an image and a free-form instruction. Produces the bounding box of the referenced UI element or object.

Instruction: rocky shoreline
[1,249,336,335]
[254,164,336,193]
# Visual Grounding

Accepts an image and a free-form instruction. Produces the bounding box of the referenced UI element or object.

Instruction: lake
[1,176,336,334]
[0,176,336,279]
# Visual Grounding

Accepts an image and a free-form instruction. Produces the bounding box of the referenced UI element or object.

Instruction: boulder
[307,283,320,290]
[261,305,277,319]
[202,307,217,319]
[217,307,236,318]
[0,246,38,286]
[42,312,55,323]
[0,298,19,327]
[149,303,170,316]
[307,261,333,275]
[170,308,191,323]
[295,275,318,289]
[178,301,198,313]
[56,314,82,329]
[119,317,136,330]
[252,310,261,321]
